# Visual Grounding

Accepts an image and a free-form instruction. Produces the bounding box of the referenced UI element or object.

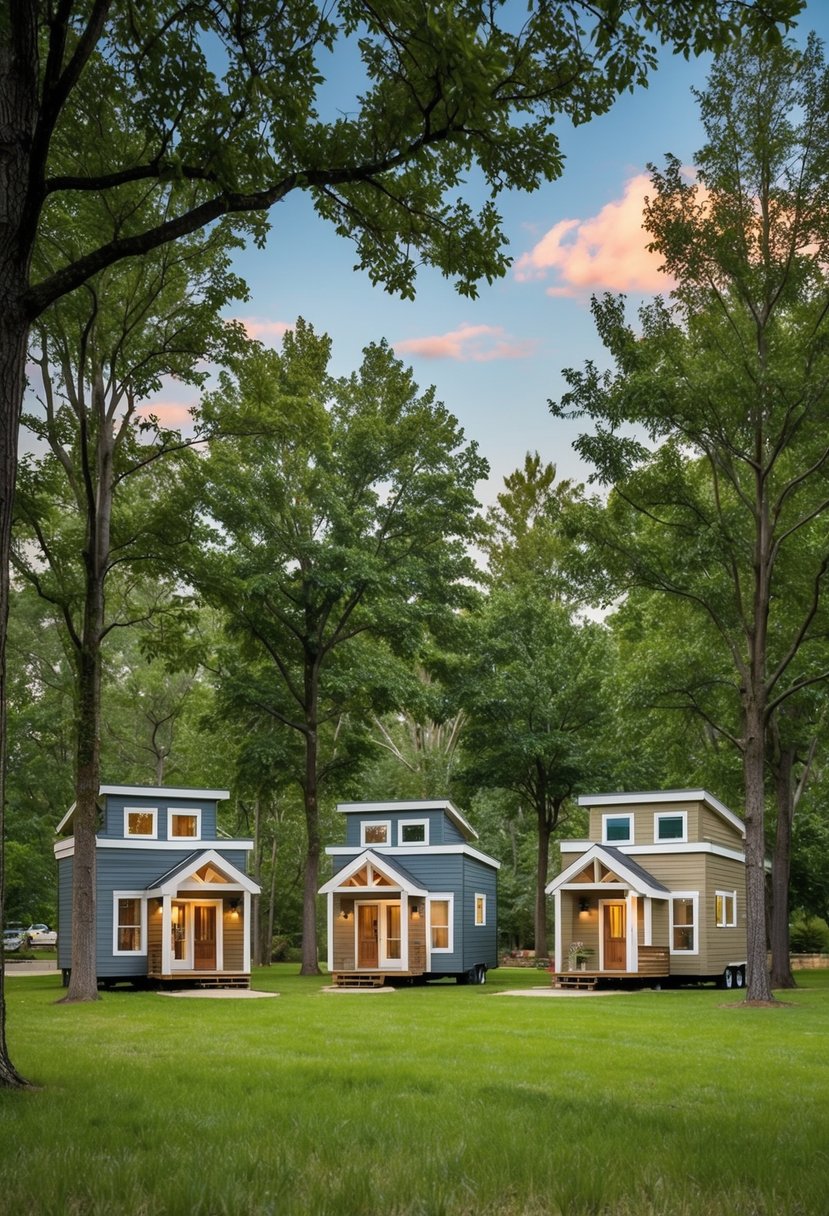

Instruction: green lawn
[1,965,827,1215]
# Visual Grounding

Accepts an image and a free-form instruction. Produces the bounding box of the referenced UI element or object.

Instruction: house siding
[102,790,219,840]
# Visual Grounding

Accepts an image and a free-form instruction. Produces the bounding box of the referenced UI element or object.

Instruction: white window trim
[602,812,633,845]
[398,818,429,846]
[166,806,202,841]
[716,889,737,928]
[113,891,147,956]
[669,891,699,955]
[360,820,391,847]
[474,892,487,927]
[123,807,158,839]
[428,893,454,954]
[654,810,688,844]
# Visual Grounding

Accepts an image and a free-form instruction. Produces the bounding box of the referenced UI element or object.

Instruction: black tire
[735,966,745,989]
[476,964,487,985]
[722,966,734,989]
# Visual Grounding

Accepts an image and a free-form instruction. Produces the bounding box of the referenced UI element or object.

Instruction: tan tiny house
[546,791,748,990]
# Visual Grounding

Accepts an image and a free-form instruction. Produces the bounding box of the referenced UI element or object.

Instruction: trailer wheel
[735,966,745,989]
[476,964,487,985]
[722,966,734,990]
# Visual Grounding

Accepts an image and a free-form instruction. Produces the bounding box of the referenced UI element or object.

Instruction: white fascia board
[336,799,478,841]
[561,838,746,864]
[55,802,77,835]
[578,789,745,837]
[99,784,230,800]
[55,837,254,859]
[325,843,501,870]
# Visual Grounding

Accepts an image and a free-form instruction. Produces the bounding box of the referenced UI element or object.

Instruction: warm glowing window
[385,905,401,960]
[475,893,486,926]
[430,898,452,951]
[361,821,390,846]
[169,811,200,839]
[671,895,697,953]
[113,894,146,954]
[716,891,737,927]
[125,808,157,838]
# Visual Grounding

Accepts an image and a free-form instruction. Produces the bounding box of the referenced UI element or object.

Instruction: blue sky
[157,3,829,510]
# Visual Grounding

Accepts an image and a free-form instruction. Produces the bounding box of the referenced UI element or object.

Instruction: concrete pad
[157,988,279,999]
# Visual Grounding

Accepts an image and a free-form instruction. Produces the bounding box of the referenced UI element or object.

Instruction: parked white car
[3,928,24,951]
[25,925,57,946]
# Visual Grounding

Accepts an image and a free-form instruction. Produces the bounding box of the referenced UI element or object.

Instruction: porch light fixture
[339,908,351,921]
[578,898,590,914]
[229,898,241,915]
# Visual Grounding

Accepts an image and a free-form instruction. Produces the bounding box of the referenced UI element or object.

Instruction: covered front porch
[321,851,429,984]
[145,848,259,987]
[546,844,672,987]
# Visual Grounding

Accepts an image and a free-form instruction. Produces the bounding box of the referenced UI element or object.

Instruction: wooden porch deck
[331,969,425,988]
[147,969,251,989]
[550,947,670,990]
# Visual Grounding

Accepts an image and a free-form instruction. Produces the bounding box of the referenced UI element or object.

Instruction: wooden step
[552,973,598,990]
[333,972,386,988]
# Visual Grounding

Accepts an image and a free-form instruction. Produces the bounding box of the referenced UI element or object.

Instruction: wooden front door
[194,904,217,970]
[603,902,627,971]
[357,904,378,968]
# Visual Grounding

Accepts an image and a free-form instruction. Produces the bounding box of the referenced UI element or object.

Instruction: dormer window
[361,821,390,846]
[168,808,201,840]
[399,819,429,846]
[655,811,687,843]
[602,813,632,845]
[124,808,157,838]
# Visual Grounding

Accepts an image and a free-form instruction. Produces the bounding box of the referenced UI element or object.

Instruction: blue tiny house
[320,799,499,986]
[55,785,260,988]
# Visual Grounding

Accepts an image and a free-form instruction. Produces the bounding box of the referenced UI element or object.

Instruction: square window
[399,820,428,845]
[603,814,632,844]
[361,822,389,846]
[169,811,200,839]
[655,812,687,843]
[125,808,157,838]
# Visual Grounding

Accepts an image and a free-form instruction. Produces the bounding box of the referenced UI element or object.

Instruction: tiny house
[320,799,499,986]
[546,790,748,989]
[55,785,260,988]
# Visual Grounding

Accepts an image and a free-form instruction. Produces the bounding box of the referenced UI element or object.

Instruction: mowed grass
[1,965,828,1216]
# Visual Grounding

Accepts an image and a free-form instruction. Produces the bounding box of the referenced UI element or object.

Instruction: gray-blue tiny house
[55,785,260,988]
[320,799,499,986]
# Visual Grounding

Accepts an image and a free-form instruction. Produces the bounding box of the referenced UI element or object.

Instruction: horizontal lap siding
[462,859,498,969]
[102,793,219,840]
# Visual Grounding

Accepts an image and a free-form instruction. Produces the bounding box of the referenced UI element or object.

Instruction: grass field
[1,964,827,1215]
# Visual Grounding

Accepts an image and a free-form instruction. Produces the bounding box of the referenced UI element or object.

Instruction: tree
[189,321,487,973]
[0,0,803,1092]
[552,35,829,1003]
[13,215,240,1005]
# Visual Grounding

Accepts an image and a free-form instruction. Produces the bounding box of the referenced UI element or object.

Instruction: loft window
[602,814,632,845]
[399,819,429,846]
[124,808,157,838]
[361,821,390,846]
[655,812,687,843]
[168,809,201,840]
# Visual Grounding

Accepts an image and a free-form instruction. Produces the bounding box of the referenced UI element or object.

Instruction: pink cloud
[135,400,195,428]
[515,174,670,296]
[234,317,292,344]
[396,323,537,362]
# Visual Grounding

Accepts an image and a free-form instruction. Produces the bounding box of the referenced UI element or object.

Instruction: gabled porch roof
[546,843,670,901]
[146,848,260,896]
[319,849,428,897]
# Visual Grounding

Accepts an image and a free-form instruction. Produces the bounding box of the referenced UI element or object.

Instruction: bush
[789,914,829,953]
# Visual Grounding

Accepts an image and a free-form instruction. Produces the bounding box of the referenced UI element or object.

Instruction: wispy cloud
[396,323,537,362]
[515,173,670,296]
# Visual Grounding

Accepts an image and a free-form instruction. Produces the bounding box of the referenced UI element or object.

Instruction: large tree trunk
[769,741,796,989]
[300,658,321,975]
[534,805,550,961]
[0,7,38,1084]
[743,698,774,1002]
